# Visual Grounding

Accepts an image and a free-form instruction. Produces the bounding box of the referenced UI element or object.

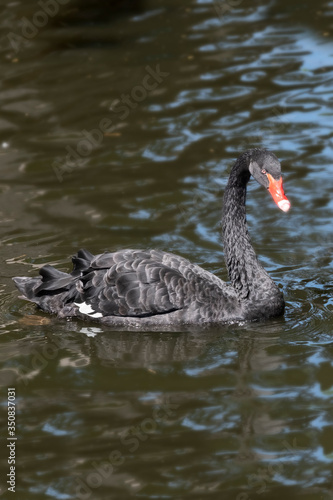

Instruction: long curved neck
[222,157,275,301]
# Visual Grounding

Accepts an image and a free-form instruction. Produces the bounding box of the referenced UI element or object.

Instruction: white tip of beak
[277,199,291,212]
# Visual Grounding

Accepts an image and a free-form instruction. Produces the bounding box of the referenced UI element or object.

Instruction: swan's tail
[12,249,94,314]
[12,276,41,302]
[13,266,73,298]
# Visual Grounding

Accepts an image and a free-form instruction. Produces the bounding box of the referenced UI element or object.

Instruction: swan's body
[13,149,290,330]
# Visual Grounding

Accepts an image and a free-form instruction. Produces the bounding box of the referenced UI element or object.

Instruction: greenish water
[1,0,333,498]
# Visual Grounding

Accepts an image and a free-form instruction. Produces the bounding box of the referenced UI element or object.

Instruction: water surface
[1,0,333,498]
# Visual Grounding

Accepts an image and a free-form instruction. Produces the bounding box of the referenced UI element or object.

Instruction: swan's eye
[261,169,267,175]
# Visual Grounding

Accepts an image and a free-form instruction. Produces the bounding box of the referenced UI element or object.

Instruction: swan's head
[248,149,290,212]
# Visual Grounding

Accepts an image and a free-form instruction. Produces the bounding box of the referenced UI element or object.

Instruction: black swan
[13,149,290,330]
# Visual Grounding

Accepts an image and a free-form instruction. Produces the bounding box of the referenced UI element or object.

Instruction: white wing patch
[74,301,103,318]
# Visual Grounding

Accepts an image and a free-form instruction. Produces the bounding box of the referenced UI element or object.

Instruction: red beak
[267,173,290,212]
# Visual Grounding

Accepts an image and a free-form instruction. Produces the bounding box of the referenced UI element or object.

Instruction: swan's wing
[74,249,187,317]
[13,248,238,321]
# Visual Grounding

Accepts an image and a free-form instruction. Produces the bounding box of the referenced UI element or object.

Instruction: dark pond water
[1,0,333,498]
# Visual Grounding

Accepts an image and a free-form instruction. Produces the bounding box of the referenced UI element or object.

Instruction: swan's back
[13,248,239,329]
